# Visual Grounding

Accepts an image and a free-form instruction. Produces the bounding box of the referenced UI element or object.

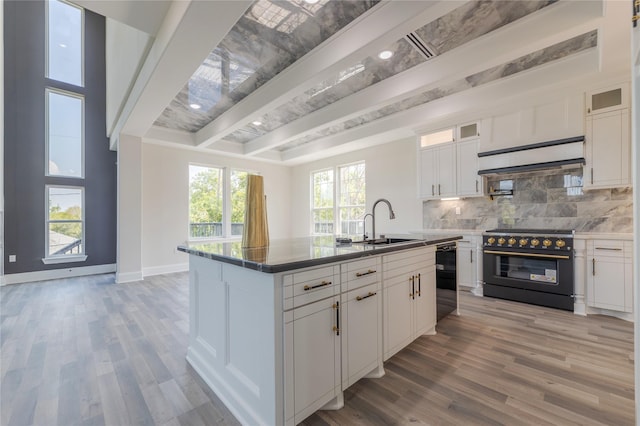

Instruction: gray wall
[4,1,117,274]
[423,167,633,233]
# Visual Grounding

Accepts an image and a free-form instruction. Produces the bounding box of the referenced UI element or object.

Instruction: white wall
[290,136,422,238]
[141,143,292,275]
[106,19,152,137]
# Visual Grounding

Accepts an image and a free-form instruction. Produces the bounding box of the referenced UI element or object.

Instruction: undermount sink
[353,237,418,245]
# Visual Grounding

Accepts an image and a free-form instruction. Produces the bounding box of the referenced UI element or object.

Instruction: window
[312,169,334,234]
[47,0,83,86]
[46,186,84,258]
[189,165,250,239]
[311,162,366,235]
[46,89,84,177]
[43,1,87,264]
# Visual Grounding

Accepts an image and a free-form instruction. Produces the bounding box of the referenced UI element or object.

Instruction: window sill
[42,255,88,265]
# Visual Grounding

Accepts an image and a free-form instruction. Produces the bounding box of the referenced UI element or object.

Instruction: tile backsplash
[422,167,633,233]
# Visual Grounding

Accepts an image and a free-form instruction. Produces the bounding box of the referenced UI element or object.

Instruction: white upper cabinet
[419,123,482,200]
[480,94,584,152]
[457,139,483,197]
[584,82,631,190]
[586,83,630,115]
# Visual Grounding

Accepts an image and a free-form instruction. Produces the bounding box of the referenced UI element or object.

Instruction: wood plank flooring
[1,273,634,426]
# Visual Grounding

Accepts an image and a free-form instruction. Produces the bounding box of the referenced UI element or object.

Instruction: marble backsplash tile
[422,167,633,233]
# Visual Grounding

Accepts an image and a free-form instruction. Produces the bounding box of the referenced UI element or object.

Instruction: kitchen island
[178,234,461,425]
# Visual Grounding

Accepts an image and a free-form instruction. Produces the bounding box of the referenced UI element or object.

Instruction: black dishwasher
[436,243,457,321]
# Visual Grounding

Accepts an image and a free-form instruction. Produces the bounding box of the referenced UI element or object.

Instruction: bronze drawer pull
[356,292,377,301]
[356,269,376,277]
[303,281,331,291]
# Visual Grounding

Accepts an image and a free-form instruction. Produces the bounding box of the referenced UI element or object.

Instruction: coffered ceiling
[106,0,624,165]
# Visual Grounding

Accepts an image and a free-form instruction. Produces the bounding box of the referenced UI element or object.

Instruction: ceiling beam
[195,0,464,149]
[109,0,252,149]
[72,0,171,35]
[243,0,603,156]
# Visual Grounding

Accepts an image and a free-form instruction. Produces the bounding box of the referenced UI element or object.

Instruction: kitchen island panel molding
[187,255,284,426]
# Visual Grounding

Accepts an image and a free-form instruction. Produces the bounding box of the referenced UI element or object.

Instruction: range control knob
[531,238,540,246]
[556,239,566,248]
[487,237,496,244]
[519,238,529,246]
[498,237,506,245]
[508,237,516,245]
[543,239,552,247]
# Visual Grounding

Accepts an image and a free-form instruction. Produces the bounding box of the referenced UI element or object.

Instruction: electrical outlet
[455,207,461,215]
[9,255,16,262]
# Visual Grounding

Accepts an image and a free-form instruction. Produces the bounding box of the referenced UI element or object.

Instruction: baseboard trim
[2,264,116,286]
[115,270,144,284]
[143,263,188,277]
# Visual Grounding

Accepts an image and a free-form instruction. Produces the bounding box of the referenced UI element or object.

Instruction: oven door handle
[483,250,570,260]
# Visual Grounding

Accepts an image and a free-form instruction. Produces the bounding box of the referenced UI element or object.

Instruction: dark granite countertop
[177,233,462,273]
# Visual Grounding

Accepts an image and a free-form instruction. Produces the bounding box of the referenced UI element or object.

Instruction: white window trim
[45,88,85,179]
[188,164,257,241]
[44,185,86,263]
[310,161,365,236]
[45,0,85,87]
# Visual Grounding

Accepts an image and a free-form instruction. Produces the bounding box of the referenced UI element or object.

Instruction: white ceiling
[100,0,628,166]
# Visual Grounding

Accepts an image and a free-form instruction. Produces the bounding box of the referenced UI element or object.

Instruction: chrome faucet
[362,213,373,240]
[371,198,396,241]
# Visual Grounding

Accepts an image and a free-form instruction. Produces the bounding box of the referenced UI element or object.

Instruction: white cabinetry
[340,257,383,388]
[382,247,436,360]
[586,239,633,313]
[584,83,631,189]
[457,139,483,197]
[284,265,341,425]
[456,236,477,289]
[419,143,456,198]
[480,94,584,152]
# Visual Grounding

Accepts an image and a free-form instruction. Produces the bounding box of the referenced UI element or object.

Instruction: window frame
[188,164,256,241]
[310,161,366,236]
[45,0,85,87]
[45,87,85,179]
[43,184,87,264]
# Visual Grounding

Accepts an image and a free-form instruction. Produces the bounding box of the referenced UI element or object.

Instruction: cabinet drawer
[383,248,433,279]
[591,240,625,258]
[284,265,339,310]
[343,282,380,304]
[342,257,379,291]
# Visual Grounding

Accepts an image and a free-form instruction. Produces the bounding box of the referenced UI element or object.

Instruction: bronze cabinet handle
[356,292,377,301]
[333,301,340,336]
[303,281,331,291]
[432,185,435,196]
[417,273,421,297]
[410,275,415,299]
[470,249,473,264]
[592,258,596,276]
[355,269,376,277]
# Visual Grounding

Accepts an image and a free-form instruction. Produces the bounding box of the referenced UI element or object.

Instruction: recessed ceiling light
[189,103,201,110]
[304,0,319,4]
[252,120,262,126]
[378,50,393,60]
[59,43,67,48]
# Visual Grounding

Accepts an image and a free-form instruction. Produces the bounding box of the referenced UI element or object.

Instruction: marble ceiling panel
[276,30,597,152]
[154,0,379,132]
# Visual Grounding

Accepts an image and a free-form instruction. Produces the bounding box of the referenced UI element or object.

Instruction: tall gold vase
[242,175,269,248]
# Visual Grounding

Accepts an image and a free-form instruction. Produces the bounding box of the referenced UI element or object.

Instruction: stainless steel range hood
[477,136,585,175]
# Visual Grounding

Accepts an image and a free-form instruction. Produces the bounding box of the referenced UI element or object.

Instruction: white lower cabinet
[382,247,436,361]
[285,247,439,424]
[341,282,381,388]
[456,236,479,289]
[586,239,633,313]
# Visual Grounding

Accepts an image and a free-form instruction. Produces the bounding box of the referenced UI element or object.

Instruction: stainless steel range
[482,228,575,311]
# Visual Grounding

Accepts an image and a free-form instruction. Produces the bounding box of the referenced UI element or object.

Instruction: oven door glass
[494,254,558,285]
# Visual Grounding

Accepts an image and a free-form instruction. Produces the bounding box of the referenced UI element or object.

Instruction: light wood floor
[1,273,634,426]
